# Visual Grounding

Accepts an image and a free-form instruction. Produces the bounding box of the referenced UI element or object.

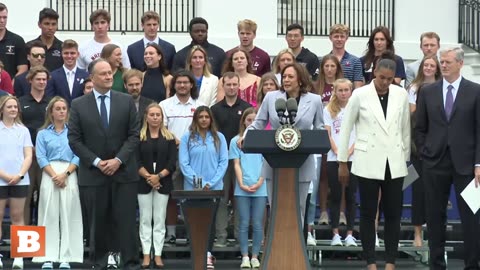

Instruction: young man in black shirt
[211,71,251,246]
[172,17,226,77]
[0,3,28,79]
[28,8,63,71]
[285,23,320,80]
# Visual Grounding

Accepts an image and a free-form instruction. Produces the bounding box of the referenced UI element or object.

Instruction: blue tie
[445,85,454,120]
[99,95,108,129]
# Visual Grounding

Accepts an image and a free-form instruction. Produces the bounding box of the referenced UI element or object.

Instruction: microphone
[274,98,287,125]
[286,98,298,125]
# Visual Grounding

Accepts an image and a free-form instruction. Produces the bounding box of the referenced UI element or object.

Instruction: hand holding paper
[461,178,480,214]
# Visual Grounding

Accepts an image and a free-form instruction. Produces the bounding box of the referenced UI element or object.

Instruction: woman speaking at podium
[240,62,324,223]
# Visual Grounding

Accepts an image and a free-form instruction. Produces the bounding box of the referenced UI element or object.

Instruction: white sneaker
[240,256,251,268]
[59,262,71,269]
[318,211,329,225]
[107,253,118,269]
[344,235,358,247]
[331,234,343,246]
[250,258,260,268]
[12,258,23,269]
[307,232,316,246]
[41,261,54,269]
[339,212,347,225]
[0,255,3,269]
[375,233,380,247]
[207,254,215,269]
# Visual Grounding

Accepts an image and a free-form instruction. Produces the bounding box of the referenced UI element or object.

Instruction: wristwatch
[66,170,71,176]
[18,174,24,179]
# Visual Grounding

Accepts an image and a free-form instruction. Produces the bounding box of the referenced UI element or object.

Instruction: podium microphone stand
[244,128,330,270]
[171,190,224,270]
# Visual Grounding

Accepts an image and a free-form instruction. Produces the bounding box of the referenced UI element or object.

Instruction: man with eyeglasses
[0,3,28,80]
[285,23,320,80]
[159,70,205,246]
[14,40,47,97]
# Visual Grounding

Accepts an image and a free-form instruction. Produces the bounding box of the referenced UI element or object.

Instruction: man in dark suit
[68,58,140,270]
[415,46,480,270]
[46,39,89,103]
[127,11,176,71]
[122,68,155,122]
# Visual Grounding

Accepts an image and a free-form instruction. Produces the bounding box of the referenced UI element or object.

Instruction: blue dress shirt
[35,124,80,169]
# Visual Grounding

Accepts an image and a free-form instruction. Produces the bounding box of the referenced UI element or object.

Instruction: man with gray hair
[415,46,480,270]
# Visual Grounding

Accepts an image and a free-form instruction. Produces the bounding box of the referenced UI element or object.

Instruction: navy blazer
[127,38,176,71]
[13,71,30,97]
[46,67,90,104]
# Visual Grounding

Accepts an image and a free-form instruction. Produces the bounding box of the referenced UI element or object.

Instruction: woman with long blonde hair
[137,103,176,268]
[230,107,267,268]
[32,97,83,269]
[185,45,218,107]
[324,79,358,247]
[0,96,33,269]
[257,72,280,106]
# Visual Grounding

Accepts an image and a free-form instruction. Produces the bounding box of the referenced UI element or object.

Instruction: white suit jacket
[198,74,218,107]
[247,90,324,182]
[337,81,411,180]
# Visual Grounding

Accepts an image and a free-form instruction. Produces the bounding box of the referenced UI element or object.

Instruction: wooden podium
[244,129,330,270]
[171,190,224,270]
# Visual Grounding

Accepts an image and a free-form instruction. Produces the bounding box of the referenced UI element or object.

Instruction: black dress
[141,68,167,102]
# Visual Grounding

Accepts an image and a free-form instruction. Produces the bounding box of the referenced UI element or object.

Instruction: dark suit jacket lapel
[59,69,71,98]
[436,81,448,123]
[72,73,83,98]
[108,91,117,133]
[450,78,467,120]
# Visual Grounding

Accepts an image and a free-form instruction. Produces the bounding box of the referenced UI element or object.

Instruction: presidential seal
[275,124,302,151]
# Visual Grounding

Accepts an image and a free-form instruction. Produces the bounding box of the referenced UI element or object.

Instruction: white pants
[32,161,83,263]
[138,190,169,256]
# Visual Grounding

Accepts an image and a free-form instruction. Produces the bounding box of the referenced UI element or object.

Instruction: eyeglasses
[175,81,191,85]
[31,53,46,59]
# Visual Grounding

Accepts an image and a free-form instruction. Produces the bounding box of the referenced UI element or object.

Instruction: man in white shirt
[77,9,130,70]
[159,70,204,245]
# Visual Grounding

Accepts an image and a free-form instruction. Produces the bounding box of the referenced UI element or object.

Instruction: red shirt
[0,70,13,94]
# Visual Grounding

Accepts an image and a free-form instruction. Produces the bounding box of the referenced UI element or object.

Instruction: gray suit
[247,90,324,221]
[406,59,421,88]
[68,90,140,269]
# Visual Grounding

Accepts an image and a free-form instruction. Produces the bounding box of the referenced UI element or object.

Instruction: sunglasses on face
[31,53,46,59]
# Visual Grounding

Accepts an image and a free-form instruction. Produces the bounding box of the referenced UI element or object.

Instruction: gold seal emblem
[275,124,302,151]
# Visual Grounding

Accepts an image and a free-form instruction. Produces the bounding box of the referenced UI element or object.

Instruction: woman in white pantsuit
[32,97,83,269]
[137,103,177,268]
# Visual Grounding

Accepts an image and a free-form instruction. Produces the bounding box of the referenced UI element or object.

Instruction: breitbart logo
[10,226,46,257]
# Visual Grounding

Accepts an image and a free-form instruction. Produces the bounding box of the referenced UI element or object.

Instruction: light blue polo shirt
[229,135,267,197]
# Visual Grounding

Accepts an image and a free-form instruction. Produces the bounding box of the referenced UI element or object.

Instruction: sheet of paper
[402,164,419,190]
[461,179,480,214]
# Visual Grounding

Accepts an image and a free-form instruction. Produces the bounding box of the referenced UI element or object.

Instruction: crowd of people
[0,2,479,270]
